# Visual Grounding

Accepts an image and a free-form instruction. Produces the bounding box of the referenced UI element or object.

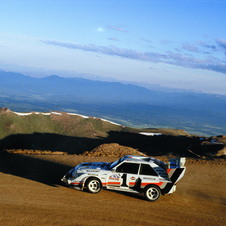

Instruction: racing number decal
[121,174,128,187]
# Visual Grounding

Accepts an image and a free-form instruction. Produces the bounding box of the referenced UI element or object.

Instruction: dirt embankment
[82,143,147,157]
[0,143,146,157]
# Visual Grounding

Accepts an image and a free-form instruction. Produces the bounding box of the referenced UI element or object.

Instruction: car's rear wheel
[86,178,102,193]
[144,185,161,202]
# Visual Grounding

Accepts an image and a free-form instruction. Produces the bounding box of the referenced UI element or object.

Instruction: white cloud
[97,28,104,32]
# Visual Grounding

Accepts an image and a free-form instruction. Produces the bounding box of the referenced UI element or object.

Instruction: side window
[140,164,158,176]
[116,163,139,174]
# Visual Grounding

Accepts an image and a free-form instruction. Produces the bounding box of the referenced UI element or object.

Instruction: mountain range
[0,70,226,136]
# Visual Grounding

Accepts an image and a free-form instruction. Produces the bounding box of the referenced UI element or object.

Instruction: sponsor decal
[109,174,120,180]
[130,176,136,180]
[143,177,156,180]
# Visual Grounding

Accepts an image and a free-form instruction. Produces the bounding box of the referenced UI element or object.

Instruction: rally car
[61,155,186,201]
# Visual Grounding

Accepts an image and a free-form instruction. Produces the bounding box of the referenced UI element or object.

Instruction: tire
[86,178,102,194]
[144,185,161,202]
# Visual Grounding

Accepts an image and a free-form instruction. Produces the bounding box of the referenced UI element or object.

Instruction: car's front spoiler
[61,176,68,185]
[61,175,85,191]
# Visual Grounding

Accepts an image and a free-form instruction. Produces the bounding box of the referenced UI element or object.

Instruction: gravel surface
[0,154,225,225]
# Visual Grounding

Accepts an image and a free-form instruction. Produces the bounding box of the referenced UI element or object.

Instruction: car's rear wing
[168,157,186,169]
[160,158,186,194]
[167,157,186,184]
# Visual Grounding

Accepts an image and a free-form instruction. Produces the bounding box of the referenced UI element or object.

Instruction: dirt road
[0,154,225,225]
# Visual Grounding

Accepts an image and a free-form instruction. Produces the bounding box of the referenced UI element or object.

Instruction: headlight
[72,171,77,178]
[72,171,83,179]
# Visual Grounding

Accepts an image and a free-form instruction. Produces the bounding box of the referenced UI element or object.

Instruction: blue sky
[0,0,226,94]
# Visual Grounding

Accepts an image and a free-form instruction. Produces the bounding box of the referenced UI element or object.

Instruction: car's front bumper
[61,175,69,185]
[61,175,85,191]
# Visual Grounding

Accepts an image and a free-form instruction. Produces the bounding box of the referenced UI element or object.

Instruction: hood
[77,161,111,170]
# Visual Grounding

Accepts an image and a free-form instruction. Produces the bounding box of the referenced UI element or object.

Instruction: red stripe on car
[141,182,163,186]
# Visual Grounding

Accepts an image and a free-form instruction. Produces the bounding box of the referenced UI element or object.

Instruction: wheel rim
[146,187,159,200]
[88,180,100,192]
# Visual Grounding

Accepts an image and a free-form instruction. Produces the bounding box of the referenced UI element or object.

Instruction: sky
[0,0,226,95]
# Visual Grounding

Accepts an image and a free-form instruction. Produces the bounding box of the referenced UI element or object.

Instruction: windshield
[109,157,124,169]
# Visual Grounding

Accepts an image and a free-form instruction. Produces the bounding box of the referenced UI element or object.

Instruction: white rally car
[61,155,186,201]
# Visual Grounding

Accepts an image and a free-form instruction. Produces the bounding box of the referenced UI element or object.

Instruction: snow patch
[14,111,62,116]
[100,118,121,126]
[67,113,89,118]
[13,111,121,126]
[42,113,51,115]
[51,112,62,115]
[67,113,121,126]
[139,132,162,136]
[14,112,32,116]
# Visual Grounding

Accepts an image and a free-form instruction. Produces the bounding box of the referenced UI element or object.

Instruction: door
[139,163,160,189]
[107,162,140,190]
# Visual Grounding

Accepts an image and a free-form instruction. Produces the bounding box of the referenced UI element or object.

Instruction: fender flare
[82,176,103,190]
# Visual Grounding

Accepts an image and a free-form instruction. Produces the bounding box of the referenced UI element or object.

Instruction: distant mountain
[0,71,157,103]
[0,70,226,136]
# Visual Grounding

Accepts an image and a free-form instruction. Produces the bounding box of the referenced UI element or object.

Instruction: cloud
[216,39,226,49]
[97,28,104,32]
[182,43,199,53]
[108,38,119,41]
[40,39,226,74]
[216,39,226,55]
[141,38,152,43]
[196,41,216,50]
[174,48,181,52]
[160,40,172,45]
[106,25,126,32]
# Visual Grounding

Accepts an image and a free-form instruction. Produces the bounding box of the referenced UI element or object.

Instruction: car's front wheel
[144,185,161,202]
[86,178,102,194]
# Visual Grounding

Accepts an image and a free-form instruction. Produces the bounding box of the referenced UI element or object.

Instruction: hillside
[1,70,226,136]
[0,107,123,140]
[0,108,225,158]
